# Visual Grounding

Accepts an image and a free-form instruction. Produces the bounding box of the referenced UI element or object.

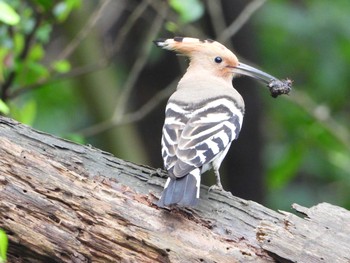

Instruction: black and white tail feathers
[157,169,201,207]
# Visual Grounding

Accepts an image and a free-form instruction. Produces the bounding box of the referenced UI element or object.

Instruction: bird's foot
[150,168,167,178]
[208,183,224,192]
[208,183,233,197]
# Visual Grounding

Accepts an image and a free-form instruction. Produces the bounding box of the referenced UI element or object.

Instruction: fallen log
[0,116,349,263]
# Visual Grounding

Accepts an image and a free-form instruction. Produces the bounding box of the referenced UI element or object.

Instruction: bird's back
[162,72,245,177]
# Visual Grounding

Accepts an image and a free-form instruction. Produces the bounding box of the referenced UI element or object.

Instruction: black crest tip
[174,36,184,42]
[153,38,167,47]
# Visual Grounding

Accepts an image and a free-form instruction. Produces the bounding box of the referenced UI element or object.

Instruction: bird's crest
[153,37,228,56]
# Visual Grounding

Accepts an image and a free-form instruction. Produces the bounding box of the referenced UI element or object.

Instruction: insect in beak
[232,62,292,98]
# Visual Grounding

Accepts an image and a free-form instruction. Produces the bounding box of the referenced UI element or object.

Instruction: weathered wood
[257,203,350,263]
[1,115,350,263]
[0,116,276,262]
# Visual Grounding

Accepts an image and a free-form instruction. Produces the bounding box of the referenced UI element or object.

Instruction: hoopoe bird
[154,37,291,207]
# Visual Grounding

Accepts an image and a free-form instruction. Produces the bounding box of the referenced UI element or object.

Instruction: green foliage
[165,21,179,33]
[9,99,37,125]
[52,60,71,74]
[0,229,8,263]
[0,1,20,25]
[0,0,81,138]
[166,0,204,33]
[255,0,350,209]
[266,142,304,190]
[31,81,88,136]
[0,99,9,115]
[169,0,204,23]
[0,0,80,86]
[63,133,86,144]
[53,0,81,22]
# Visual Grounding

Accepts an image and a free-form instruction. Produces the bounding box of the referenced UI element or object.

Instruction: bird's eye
[214,56,223,63]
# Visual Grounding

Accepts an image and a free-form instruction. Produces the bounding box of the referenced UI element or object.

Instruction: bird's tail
[157,169,201,207]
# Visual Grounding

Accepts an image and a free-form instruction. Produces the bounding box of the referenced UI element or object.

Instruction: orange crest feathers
[153,37,228,56]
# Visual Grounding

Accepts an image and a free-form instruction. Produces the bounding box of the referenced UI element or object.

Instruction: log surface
[0,116,349,263]
[257,203,350,263]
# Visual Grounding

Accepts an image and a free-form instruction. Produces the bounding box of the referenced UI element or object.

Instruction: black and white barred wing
[172,99,244,178]
[161,103,188,172]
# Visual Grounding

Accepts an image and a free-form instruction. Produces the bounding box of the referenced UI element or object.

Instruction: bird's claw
[208,183,224,192]
[208,183,233,197]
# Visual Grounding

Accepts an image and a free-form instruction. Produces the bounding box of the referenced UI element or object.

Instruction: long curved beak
[233,62,277,84]
[232,62,292,98]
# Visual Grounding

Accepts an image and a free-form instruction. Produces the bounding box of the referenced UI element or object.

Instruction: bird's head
[154,37,239,81]
[154,37,292,97]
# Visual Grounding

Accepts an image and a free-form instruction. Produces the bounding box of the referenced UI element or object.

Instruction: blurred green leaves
[10,99,37,125]
[53,0,81,22]
[169,0,204,23]
[166,0,204,33]
[0,0,80,89]
[255,0,350,209]
[0,0,81,138]
[266,143,304,190]
[0,1,20,25]
[0,229,8,263]
[0,99,9,115]
[52,60,71,74]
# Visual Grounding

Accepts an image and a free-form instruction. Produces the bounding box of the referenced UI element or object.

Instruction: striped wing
[161,103,187,172]
[162,98,243,178]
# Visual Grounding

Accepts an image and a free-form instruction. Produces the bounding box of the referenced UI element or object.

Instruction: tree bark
[0,116,349,263]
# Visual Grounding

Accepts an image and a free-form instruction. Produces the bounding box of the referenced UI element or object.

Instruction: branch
[9,58,110,99]
[78,77,178,137]
[39,0,170,138]
[111,1,169,122]
[147,0,205,40]
[8,0,151,99]
[120,79,176,125]
[57,0,112,61]
[6,0,110,100]
[217,0,266,44]
[206,0,227,39]
[1,12,42,101]
[106,0,152,58]
[1,116,350,262]
[19,13,43,60]
[285,90,350,151]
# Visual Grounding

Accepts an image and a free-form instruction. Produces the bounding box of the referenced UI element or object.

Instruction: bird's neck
[180,68,233,89]
[186,63,233,83]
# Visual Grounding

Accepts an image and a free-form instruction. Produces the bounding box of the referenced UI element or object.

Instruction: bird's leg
[208,169,224,192]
